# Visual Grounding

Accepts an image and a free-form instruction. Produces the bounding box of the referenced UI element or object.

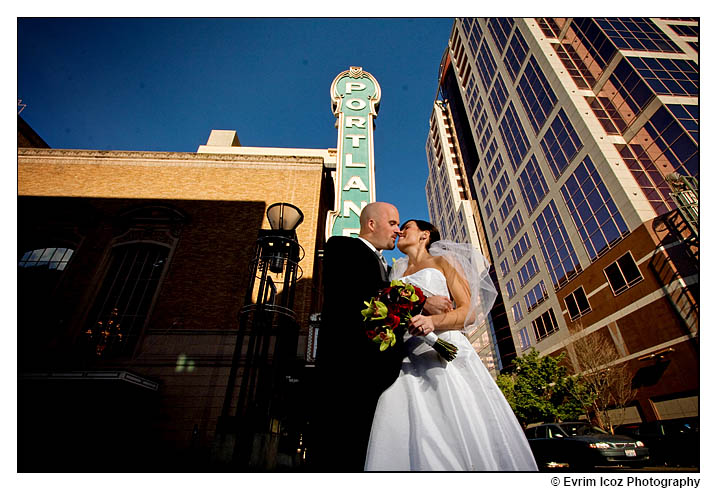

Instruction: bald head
[359,202,400,251]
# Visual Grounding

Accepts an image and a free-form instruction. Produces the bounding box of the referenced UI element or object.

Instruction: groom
[312,202,403,471]
[312,202,451,471]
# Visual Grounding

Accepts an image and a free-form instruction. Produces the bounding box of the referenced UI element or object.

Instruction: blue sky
[17,17,454,261]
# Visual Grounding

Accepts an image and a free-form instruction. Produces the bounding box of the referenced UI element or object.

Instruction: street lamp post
[219,203,304,470]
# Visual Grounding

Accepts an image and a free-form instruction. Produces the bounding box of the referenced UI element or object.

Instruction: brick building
[18,119,336,470]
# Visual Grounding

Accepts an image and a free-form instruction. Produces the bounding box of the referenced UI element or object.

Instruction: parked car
[615,418,698,467]
[524,422,650,470]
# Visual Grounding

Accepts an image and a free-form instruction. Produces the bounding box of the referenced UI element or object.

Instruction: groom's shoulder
[326,235,361,251]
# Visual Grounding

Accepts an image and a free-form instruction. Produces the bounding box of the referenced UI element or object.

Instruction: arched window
[19,247,74,270]
[84,243,170,357]
[82,205,186,358]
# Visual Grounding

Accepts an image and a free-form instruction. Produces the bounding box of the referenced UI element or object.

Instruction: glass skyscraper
[426,18,698,424]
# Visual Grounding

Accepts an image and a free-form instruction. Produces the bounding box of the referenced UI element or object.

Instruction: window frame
[564,285,592,320]
[603,251,644,296]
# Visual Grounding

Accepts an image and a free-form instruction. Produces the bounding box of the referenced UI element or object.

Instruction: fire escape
[649,173,699,338]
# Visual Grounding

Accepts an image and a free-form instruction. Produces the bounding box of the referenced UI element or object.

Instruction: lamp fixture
[266,203,304,231]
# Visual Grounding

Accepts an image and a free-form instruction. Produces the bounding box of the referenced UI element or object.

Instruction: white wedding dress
[364,267,537,471]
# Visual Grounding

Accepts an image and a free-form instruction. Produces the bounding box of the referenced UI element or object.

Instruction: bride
[364,219,537,471]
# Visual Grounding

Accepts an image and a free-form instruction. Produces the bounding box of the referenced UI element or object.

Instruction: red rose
[385,313,401,331]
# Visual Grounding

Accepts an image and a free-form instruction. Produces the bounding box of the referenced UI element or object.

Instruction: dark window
[540,109,583,180]
[500,258,511,278]
[486,140,500,171]
[531,307,560,341]
[18,247,76,339]
[571,18,619,71]
[487,18,514,53]
[461,18,474,38]
[532,200,583,290]
[517,255,540,288]
[561,156,629,261]
[493,171,511,202]
[535,18,565,38]
[666,104,699,144]
[506,278,517,299]
[511,232,532,265]
[84,243,170,357]
[498,189,517,223]
[534,425,548,439]
[641,106,699,178]
[494,237,504,257]
[504,28,529,81]
[586,96,627,135]
[668,23,699,37]
[595,18,682,53]
[467,21,483,57]
[505,210,525,243]
[553,42,597,90]
[517,56,558,134]
[524,280,549,312]
[606,59,655,125]
[517,155,550,213]
[627,57,698,97]
[485,198,494,218]
[476,38,498,90]
[616,143,675,215]
[604,251,643,295]
[518,326,530,350]
[489,218,499,237]
[499,102,531,172]
[489,74,509,120]
[564,286,592,320]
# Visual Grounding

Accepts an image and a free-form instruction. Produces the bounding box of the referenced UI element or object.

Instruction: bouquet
[361,280,458,361]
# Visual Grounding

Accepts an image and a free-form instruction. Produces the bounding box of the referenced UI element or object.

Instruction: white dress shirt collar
[357,236,380,254]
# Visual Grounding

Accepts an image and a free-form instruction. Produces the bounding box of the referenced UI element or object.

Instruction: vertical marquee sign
[326,66,381,238]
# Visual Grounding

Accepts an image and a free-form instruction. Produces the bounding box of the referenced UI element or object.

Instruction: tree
[567,331,637,434]
[497,348,592,427]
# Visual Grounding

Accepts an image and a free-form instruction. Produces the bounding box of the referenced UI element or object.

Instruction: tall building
[426,100,507,375]
[427,18,698,424]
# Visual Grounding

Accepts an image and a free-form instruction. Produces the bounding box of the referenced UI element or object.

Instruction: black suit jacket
[312,236,404,470]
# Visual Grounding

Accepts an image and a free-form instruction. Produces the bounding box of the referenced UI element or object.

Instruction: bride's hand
[422,295,453,315]
[408,314,435,337]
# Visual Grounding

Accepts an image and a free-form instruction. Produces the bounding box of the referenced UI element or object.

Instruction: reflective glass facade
[499,102,530,172]
[627,57,698,97]
[503,28,529,81]
[476,38,497,89]
[540,109,583,180]
[432,17,698,356]
[498,189,517,223]
[489,73,509,120]
[561,156,629,260]
[524,280,549,312]
[511,232,532,266]
[595,18,682,52]
[517,155,550,213]
[517,56,557,133]
[505,209,524,243]
[517,255,540,288]
[487,17,514,53]
[533,200,582,289]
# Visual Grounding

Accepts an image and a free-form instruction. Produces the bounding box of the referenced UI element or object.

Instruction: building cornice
[18,147,329,168]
